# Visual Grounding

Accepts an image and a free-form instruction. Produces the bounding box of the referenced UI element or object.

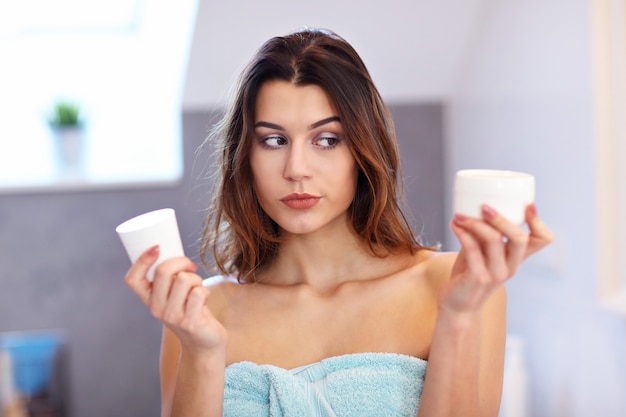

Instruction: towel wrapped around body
[223,352,427,417]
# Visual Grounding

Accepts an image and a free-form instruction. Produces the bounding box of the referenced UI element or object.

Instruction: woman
[125,28,552,417]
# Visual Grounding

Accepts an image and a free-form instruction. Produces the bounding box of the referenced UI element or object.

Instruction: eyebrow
[254,116,341,131]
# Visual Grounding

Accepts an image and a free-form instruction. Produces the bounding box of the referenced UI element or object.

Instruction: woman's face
[250,80,358,237]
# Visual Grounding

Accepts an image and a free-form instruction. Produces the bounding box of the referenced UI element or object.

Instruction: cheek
[328,157,359,202]
[250,155,274,200]
[249,150,265,181]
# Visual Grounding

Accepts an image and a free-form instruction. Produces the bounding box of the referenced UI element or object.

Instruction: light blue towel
[224,352,427,417]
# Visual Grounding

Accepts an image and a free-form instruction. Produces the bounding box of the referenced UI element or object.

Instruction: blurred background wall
[1,0,625,416]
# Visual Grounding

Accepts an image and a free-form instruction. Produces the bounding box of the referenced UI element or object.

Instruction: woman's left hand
[442,203,553,315]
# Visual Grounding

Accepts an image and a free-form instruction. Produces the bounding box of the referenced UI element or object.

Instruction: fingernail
[528,203,537,217]
[147,245,160,257]
[453,213,468,223]
[482,204,497,221]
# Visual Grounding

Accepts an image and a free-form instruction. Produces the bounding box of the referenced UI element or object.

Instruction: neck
[257,219,396,293]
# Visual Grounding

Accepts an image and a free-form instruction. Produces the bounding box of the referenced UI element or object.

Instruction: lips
[280,193,321,209]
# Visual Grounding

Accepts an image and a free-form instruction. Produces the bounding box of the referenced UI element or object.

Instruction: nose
[283,143,312,182]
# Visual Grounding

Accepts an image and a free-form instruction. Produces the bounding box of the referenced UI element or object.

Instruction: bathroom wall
[0,103,444,416]
[446,0,626,415]
[0,112,216,417]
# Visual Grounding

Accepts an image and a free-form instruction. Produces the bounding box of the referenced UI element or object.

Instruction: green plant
[49,101,82,128]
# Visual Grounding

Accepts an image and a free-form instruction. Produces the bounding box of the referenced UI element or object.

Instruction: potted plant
[49,101,82,129]
[48,101,85,177]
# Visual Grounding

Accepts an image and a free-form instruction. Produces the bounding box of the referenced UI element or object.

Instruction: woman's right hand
[124,245,227,354]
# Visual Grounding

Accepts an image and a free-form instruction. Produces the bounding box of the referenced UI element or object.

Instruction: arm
[125,246,227,417]
[160,327,180,416]
[419,281,507,416]
[418,204,552,417]
[161,327,226,417]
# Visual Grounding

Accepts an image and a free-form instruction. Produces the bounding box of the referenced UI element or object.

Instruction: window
[0,0,198,191]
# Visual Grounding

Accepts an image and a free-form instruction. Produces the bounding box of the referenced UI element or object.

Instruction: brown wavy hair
[200,28,426,282]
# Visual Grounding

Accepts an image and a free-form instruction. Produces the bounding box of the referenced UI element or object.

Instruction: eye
[261,135,287,148]
[315,134,340,149]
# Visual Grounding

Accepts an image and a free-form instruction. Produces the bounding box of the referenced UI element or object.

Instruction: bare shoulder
[421,250,458,271]
[201,274,243,319]
[414,250,458,286]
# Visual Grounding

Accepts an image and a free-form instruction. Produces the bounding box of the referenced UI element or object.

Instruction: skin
[125,81,553,417]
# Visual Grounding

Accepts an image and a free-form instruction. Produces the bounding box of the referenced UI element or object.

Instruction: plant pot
[50,126,84,178]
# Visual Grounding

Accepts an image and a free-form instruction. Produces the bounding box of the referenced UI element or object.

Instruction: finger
[151,257,199,318]
[481,205,528,275]
[185,285,210,323]
[155,256,199,278]
[450,216,489,278]
[163,272,203,324]
[124,245,160,306]
[455,212,508,280]
[525,204,554,257]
